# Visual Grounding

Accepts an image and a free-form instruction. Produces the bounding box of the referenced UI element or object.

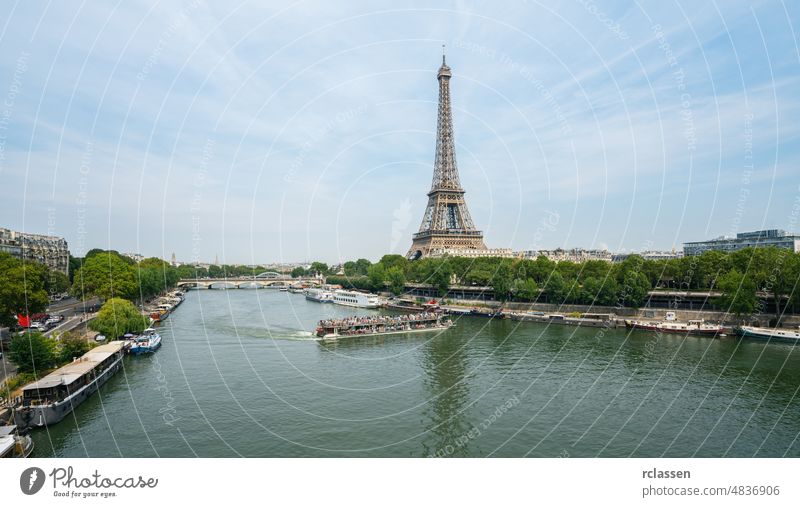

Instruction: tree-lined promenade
[321,248,800,319]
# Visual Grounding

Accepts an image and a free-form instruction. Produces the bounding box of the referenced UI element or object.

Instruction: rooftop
[22,341,124,391]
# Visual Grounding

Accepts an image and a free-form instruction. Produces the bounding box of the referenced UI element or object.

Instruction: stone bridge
[177,277,319,290]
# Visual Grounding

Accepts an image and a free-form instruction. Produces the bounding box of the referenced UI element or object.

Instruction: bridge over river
[177,277,319,290]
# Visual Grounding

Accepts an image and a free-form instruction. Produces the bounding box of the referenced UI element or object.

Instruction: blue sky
[1,1,798,264]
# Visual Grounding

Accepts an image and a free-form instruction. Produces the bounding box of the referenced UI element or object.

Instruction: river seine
[31,290,800,457]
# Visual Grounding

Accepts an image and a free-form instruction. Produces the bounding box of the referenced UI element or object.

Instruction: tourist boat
[332,289,383,309]
[128,328,162,355]
[735,325,800,343]
[315,312,453,340]
[305,288,334,303]
[624,318,723,336]
[0,425,33,458]
[13,341,126,430]
[279,286,289,292]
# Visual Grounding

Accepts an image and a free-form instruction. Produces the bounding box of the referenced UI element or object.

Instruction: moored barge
[624,318,723,336]
[736,325,800,343]
[13,341,126,430]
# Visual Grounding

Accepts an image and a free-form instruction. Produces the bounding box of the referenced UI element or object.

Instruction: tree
[45,269,70,295]
[134,257,179,300]
[617,271,651,308]
[70,251,137,301]
[367,263,386,290]
[581,277,618,306]
[354,258,372,276]
[513,278,539,302]
[310,262,329,276]
[57,332,95,363]
[68,255,83,283]
[431,260,453,297]
[89,298,148,339]
[379,254,409,273]
[8,332,58,373]
[0,253,50,328]
[544,271,567,304]
[716,269,757,317]
[290,266,307,278]
[491,262,514,301]
[756,248,797,319]
[387,266,406,295]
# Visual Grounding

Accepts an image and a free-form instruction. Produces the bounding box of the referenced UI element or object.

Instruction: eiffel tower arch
[407,54,487,260]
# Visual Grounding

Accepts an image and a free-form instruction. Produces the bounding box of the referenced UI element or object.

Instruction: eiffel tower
[407,52,487,260]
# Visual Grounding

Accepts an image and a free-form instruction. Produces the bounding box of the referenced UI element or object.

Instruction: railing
[412,229,484,239]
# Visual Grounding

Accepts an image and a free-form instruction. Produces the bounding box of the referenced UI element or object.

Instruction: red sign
[17,314,31,328]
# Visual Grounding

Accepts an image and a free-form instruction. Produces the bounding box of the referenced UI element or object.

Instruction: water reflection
[420,332,472,457]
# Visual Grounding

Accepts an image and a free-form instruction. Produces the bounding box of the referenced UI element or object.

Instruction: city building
[612,250,683,262]
[429,248,520,259]
[122,252,146,263]
[683,229,800,256]
[0,227,70,274]
[407,53,487,259]
[523,248,612,263]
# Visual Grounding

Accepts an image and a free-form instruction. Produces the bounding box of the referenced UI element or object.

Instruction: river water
[31,290,800,457]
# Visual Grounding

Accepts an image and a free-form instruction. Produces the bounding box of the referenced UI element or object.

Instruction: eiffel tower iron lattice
[407,53,487,260]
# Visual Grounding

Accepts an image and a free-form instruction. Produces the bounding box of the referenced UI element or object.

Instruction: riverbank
[433,299,800,328]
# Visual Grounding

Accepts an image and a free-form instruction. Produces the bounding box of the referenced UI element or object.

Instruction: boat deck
[21,341,125,390]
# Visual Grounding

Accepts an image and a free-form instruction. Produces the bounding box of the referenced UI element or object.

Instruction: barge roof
[22,341,125,391]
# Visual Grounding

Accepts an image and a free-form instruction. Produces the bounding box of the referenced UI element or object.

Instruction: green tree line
[325,248,800,315]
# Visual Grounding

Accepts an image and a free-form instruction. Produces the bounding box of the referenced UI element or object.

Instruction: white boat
[736,325,800,343]
[305,288,334,303]
[0,426,33,458]
[332,290,383,309]
[128,328,162,355]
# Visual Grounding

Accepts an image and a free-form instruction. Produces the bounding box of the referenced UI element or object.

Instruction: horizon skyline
[2,2,798,265]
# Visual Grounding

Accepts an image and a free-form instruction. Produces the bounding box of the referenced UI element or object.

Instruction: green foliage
[0,253,50,328]
[57,332,96,363]
[325,275,373,291]
[617,270,651,308]
[45,269,71,295]
[134,257,180,300]
[71,251,138,301]
[715,269,758,316]
[1,372,37,395]
[367,263,386,289]
[513,278,539,302]
[68,255,83,283]
[176,264,207,279]
[343,258,372,276]
[330,246,800,313]
[290,266,307,278]
[544,271,568,303]
[310,262,329,276]
[490,262,514,301]
[387,266,406,295]
[379,255,409,273]
[580,276,618,306]
[89,298,148,339]
[8,332,58,373]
